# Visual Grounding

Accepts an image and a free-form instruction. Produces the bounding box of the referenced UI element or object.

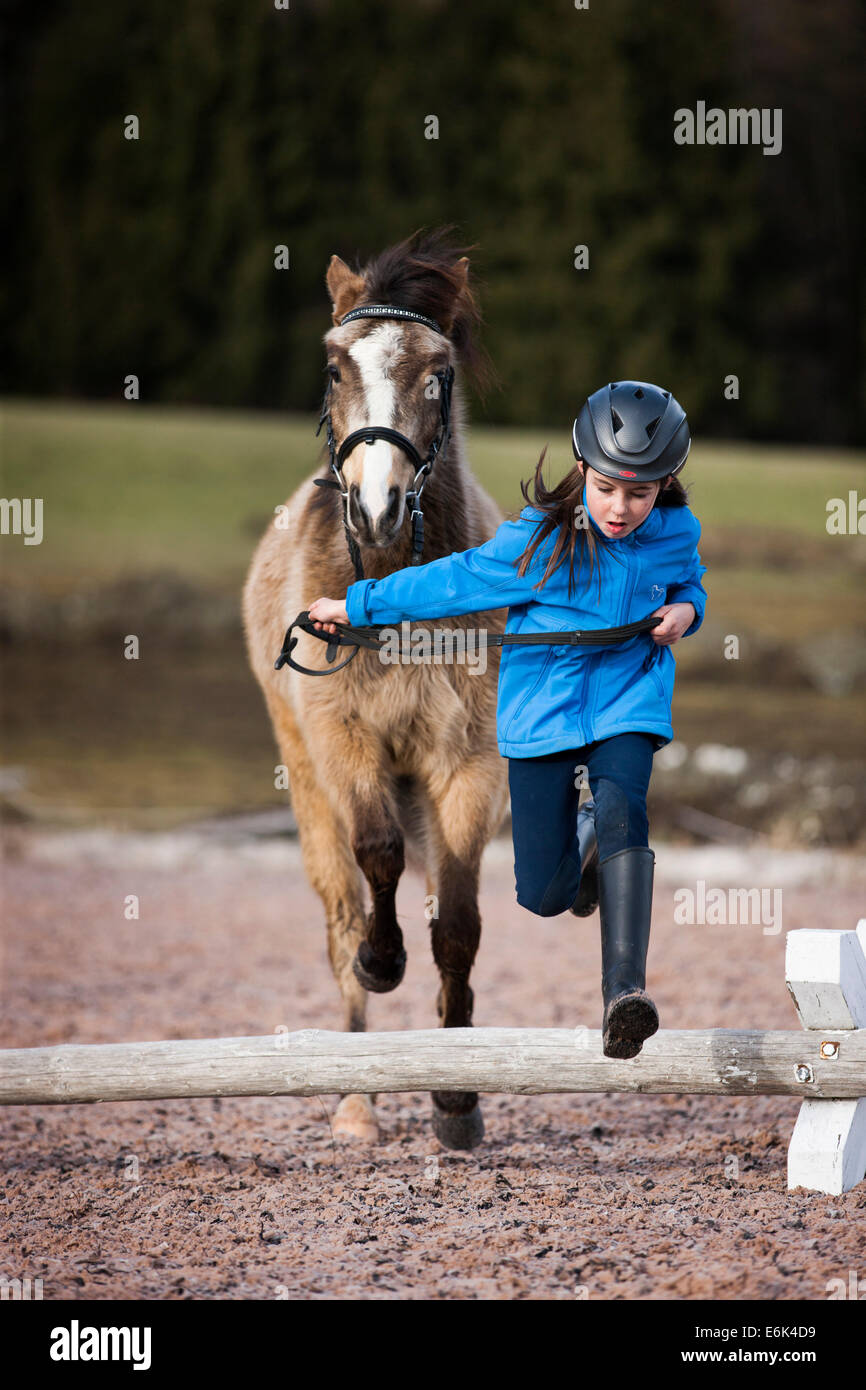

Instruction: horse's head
[319,230,487,552]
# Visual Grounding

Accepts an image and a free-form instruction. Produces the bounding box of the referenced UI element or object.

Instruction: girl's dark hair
[512,447,691,599]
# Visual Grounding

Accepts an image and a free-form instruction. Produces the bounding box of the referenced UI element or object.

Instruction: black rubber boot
[569,797,599,917]
[597,845,659,1059]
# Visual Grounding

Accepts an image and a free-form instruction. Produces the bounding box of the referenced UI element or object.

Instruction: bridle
[276,300,665,678]
[313,303,455,581]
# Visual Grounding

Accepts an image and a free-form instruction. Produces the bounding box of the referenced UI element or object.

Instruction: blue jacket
[345,483,708,757]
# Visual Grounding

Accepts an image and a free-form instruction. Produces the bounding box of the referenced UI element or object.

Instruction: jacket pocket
[641,641,661,673]
[500,647,557,741]
[641,640,666,696]
[500,614,577,741]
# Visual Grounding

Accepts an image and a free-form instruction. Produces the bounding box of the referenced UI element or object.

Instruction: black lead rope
[294,304,662,679]
[275,612,664,678]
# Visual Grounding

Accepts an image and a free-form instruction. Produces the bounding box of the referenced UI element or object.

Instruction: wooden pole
[1,1027,865,1106]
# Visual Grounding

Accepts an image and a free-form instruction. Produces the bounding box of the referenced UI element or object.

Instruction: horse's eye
[327,363,341,382]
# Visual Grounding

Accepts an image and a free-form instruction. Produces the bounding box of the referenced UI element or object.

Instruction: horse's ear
[437,255,471,336]
[326,255,366,325]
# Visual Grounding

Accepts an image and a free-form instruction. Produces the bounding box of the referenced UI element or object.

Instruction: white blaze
[348,324,404,522]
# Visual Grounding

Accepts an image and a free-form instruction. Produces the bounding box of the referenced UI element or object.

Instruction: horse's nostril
[348,486,368,533]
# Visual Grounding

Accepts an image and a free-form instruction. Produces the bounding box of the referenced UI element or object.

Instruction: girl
[309,380,707,1060]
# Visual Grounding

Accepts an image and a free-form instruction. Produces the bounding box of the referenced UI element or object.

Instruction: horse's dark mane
[355,225,496,395]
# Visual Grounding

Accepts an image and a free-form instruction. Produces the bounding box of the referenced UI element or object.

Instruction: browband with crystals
[340,303,443,334]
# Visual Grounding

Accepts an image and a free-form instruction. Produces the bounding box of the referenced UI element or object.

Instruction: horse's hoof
[431,1095,485,1150]
[352,940,407,994]
[332,1093,379,1143]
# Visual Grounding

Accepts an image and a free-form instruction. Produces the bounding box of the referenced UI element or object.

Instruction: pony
[242,229,509,1146]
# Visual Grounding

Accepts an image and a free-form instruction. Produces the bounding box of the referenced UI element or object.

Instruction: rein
[275,613,663,678]
[292,299,662,679]
[314,303,455,581]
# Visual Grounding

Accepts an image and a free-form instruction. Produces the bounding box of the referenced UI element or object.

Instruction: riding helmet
[573,381,690,482]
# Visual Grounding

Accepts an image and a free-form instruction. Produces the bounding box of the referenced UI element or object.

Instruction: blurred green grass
[3,397,865,603]
[1,398,864,829]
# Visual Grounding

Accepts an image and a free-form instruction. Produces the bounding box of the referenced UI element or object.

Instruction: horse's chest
[349,665,469,755]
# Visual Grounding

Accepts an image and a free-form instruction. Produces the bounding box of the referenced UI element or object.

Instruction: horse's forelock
[353,228,495,395]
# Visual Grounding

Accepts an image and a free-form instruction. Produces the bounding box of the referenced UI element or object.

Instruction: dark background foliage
[3,0,864,441]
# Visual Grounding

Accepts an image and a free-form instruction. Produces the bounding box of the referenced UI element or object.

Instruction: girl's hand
[308,596,350,635]
[649,602,695,645]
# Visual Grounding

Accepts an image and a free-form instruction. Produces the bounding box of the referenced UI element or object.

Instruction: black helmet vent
[611,408,624,433]
[645,416,660,439]
[634,387,644,399]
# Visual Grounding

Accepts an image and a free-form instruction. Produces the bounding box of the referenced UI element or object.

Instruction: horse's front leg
[431,852,483,1148]
[349,787,407,994]
[305,710,407,993]
[264,693,378,1140]
[425,751,508,1149]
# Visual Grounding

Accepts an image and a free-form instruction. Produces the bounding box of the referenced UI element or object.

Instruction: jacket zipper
[619,546,640,625]
[583,550,641,735]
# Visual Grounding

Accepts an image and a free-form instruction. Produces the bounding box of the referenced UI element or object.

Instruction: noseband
[313,304,455,581]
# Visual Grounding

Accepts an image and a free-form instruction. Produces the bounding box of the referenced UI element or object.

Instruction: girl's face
[579,462,666,538]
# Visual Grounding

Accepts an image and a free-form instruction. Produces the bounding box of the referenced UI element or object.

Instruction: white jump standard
[1,925,864,1195]
[785,920,866,1194]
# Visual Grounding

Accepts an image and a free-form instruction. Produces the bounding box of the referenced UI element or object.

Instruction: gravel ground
[1,826,864,1301]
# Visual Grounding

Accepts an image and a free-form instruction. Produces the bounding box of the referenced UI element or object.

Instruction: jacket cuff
[345,579,376,626]
[667,585,705,637]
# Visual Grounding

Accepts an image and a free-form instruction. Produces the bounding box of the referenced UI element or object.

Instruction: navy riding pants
[507,732,656,917]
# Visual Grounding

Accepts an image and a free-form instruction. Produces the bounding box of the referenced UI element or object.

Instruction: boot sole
[603,992,659,1059]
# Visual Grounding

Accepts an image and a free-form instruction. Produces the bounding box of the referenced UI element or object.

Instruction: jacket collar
[581,484,662,546]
